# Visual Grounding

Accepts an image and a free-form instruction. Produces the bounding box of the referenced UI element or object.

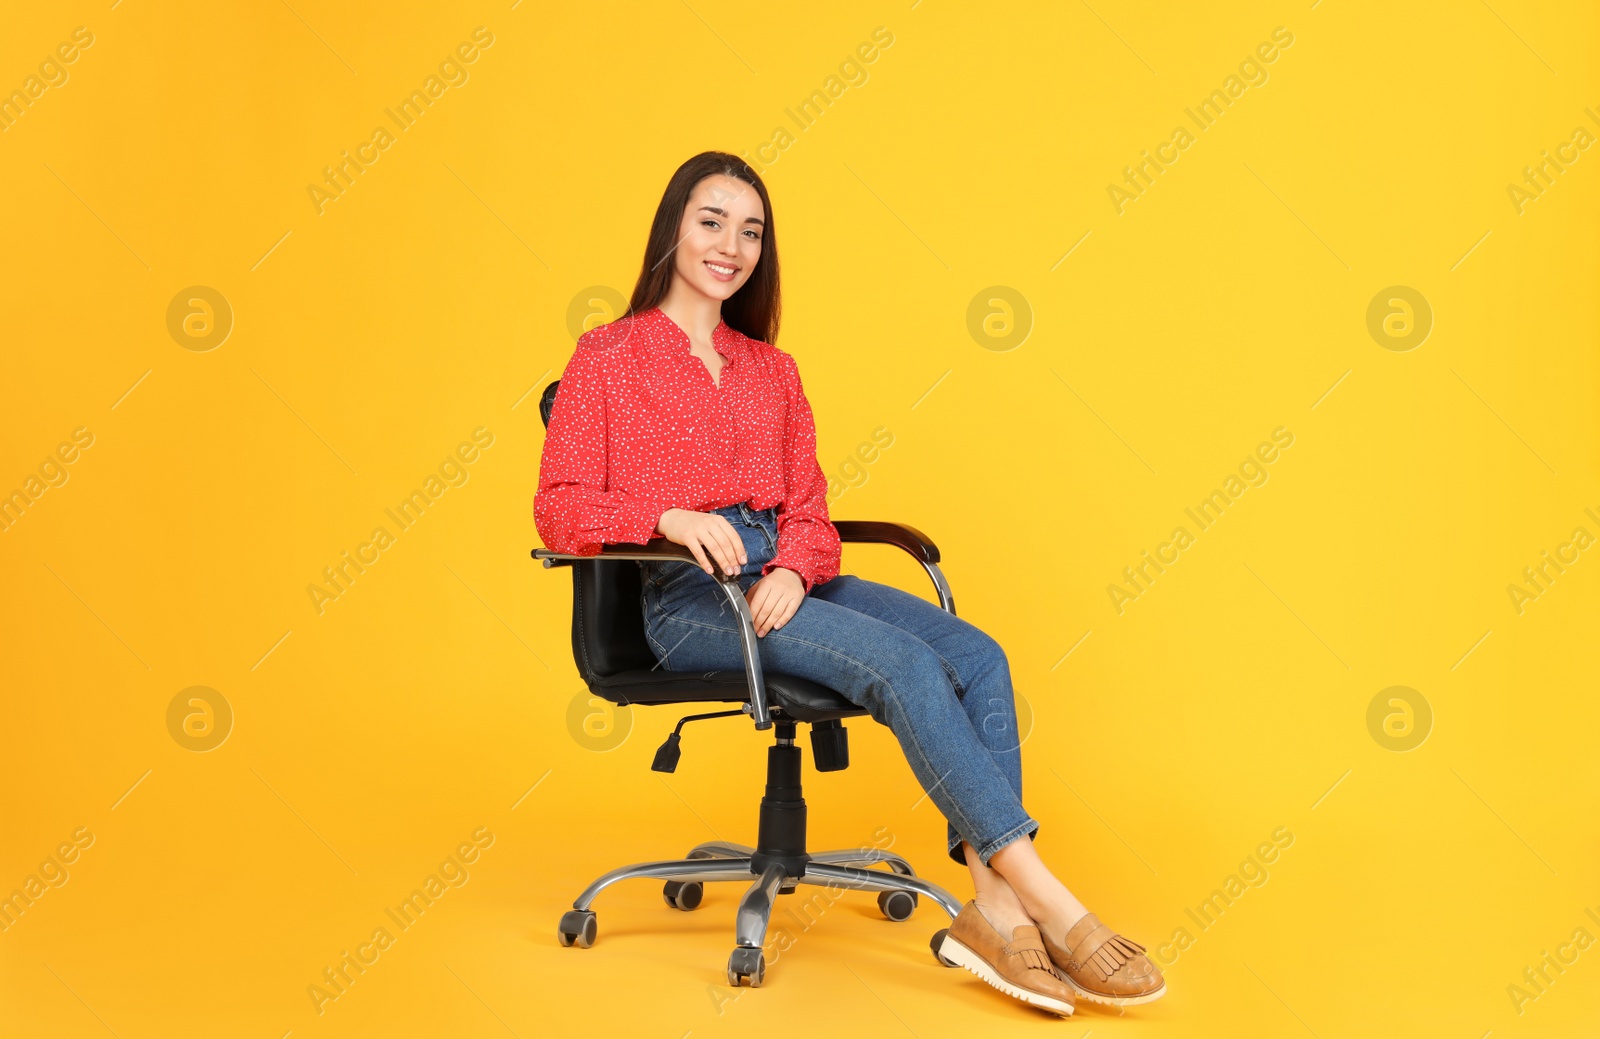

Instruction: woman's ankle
[980,841,1091,937]
[972,892,1034,935]
[1014,884,1088,939]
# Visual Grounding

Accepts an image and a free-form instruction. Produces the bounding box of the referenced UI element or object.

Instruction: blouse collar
[639,305,744,362]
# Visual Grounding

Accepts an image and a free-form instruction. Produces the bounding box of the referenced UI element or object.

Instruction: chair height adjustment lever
[650,709,748,773]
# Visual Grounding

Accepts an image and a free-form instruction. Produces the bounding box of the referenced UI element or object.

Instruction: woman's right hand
[655,508,747,577]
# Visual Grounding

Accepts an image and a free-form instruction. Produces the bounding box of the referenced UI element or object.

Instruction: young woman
[534,151,1164,1017]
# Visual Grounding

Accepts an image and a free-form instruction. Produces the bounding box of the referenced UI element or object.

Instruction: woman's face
[671,174,763,302]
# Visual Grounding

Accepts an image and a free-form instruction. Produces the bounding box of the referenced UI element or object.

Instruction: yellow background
[3,1,1597,1036]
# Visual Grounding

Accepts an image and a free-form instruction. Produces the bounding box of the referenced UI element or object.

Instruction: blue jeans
[639,501,1039,867]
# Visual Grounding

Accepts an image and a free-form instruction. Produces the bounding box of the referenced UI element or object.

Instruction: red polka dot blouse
[534,305,841,593]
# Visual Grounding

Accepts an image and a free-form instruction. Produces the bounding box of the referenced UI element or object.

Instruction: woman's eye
[702,220,719,229]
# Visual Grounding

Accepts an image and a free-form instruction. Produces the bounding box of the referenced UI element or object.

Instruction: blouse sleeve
[761,353,841,593]
[534,344,670,555]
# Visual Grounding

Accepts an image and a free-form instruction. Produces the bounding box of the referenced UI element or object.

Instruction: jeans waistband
[711,500,777,527]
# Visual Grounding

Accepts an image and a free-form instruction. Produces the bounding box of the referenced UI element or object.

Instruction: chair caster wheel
[557,909,597,948]
[878,889,917,921]
[663,880,704,911]
[727,946,766,987]
[931,928,958,967]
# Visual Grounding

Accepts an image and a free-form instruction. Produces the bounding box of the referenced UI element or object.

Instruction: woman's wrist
[766,564,807,590]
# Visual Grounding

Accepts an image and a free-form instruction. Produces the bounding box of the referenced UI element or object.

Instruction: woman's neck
[656,290,723,344]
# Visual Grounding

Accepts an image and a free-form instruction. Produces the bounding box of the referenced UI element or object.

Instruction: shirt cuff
[613,498,670,545]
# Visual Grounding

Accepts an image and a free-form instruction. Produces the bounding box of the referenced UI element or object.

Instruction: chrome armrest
[834,521,956,616]
[530,544,775,730]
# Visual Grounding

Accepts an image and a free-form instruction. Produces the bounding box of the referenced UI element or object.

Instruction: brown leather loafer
[938,901,1076,1017]
[1039,911,1166,1006]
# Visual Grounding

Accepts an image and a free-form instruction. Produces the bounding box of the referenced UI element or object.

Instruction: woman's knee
[958,623,1010,676]
[881,632,955,687]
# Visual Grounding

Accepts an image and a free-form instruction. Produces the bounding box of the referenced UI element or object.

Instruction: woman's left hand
[746,568,805,637]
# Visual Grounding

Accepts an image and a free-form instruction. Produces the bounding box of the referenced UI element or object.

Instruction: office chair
[533,379,966,988]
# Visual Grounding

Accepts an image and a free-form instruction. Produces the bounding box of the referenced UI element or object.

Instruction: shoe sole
[938,934,1075,1017]
[1060,974,1167,1007]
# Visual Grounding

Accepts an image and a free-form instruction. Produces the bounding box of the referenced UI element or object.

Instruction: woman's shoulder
[574,312,648,354]
[729,329,797,373]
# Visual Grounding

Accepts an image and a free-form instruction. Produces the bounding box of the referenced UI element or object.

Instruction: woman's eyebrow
[699,205,764,226]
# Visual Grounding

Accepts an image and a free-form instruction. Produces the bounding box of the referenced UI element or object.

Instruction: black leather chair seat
[590,668,867,723]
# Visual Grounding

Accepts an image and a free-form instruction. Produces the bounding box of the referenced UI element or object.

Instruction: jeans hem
[953,817,1040,868]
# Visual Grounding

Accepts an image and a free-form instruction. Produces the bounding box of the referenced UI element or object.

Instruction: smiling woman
[533,151,1167,1014]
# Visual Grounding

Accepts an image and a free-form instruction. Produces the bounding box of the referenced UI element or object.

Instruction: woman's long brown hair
[626,151,781,345]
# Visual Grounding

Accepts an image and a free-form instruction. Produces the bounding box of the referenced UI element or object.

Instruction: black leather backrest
[539,379,560,427]
[570,558,658,681]
[541,377,658,681]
